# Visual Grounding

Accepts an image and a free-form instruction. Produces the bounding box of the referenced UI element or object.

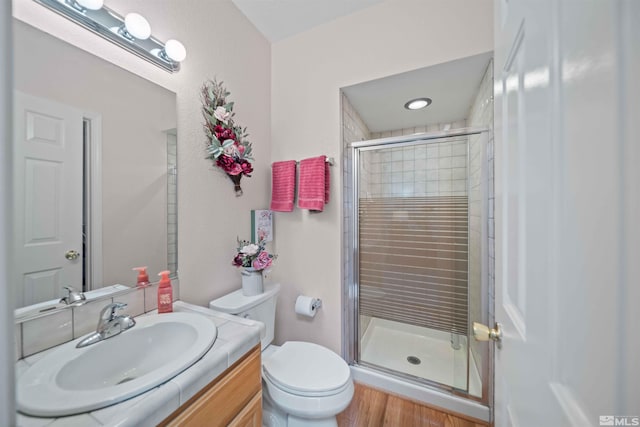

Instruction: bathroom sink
[17,312,217,417]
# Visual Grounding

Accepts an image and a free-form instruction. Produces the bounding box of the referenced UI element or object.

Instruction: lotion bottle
[132,266,150,288]
[157,270,173,313]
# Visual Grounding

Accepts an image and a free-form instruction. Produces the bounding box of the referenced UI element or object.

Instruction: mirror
[12,20,178,309]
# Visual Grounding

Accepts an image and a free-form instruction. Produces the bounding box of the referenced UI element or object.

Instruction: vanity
[16,302,263,427]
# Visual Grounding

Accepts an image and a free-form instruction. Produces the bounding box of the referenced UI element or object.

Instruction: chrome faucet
[76,302,136,348]
[59,286,86,305]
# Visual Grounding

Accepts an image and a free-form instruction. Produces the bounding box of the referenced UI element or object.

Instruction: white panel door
[494,0,639,426]
[14,92,83,307]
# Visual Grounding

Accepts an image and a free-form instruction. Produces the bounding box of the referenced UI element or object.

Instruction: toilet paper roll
[295,295,317,318]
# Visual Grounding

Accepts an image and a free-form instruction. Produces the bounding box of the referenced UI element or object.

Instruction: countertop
[16,301,262,427]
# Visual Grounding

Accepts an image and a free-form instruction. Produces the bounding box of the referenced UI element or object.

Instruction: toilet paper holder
[295,295,323,317]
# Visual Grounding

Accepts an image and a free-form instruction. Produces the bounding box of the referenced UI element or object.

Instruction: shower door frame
[344,126,491,403]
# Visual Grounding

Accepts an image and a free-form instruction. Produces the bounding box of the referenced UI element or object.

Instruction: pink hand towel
[270,160,297,212]
[298,155,330,211]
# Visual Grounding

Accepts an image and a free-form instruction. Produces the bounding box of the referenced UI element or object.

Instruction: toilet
[209,283,354,427]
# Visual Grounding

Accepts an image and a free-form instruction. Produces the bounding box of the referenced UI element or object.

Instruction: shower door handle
[473,322,503,348]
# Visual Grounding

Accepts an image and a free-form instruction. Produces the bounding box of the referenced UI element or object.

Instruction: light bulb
[164,39,187,62]
[76,0,103,10]
[124,13,151,40]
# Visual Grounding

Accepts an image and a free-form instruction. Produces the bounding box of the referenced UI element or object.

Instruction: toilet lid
[262,341,351,396]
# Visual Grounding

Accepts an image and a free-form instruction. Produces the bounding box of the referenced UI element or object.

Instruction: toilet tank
[209,282,280,350]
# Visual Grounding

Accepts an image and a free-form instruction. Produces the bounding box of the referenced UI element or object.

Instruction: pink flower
[227,163,243,176]
[214,125,236,143]
[216,154,234,170]
[217,155,243,175]
[252,251,272,271]
[237,144,245,155]
[240,160,253,176]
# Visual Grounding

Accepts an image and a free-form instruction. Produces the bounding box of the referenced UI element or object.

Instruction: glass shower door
[354,135,475,394]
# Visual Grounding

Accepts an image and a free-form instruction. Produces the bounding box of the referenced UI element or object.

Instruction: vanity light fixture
[74,0,103,11]
[404,97,432,110]
[34,0,186,73]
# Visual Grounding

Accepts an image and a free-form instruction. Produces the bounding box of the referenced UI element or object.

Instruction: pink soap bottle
[157,270,173,313]
[133,266,150,288]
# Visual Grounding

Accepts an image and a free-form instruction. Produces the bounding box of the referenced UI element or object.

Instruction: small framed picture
[251,210,273,243]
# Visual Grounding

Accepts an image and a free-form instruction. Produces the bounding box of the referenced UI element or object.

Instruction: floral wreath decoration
[202,79,253,196]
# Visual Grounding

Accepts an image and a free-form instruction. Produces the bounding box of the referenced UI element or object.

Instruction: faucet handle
[60,286,86,305]
[100,302,128,322]
[84,302,134,346]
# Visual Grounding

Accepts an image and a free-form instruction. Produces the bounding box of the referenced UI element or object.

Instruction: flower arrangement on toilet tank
[232,238,276,272]
[202,79,253,196]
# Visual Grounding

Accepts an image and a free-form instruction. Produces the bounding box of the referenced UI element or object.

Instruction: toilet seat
[262,341,351,397]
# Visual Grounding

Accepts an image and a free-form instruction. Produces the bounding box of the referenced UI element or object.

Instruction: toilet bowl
[209,283,354,427]
[262,342,354,426]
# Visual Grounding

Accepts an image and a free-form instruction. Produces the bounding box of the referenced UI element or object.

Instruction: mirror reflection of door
[13,92,84,307]
[13,21,178,310]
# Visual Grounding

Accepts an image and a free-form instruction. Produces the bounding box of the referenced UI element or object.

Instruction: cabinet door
[229,392,262,427]
[162,346,261,427]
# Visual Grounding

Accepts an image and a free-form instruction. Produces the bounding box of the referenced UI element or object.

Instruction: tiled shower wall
[167,130,178,276]
[366,120,468,197]
[467,59,494,397]
[342,94,372,145]
[341,93,371,340]
[358,137,468,199]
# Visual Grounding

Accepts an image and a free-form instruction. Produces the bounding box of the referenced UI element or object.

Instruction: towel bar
[295,157,334,166]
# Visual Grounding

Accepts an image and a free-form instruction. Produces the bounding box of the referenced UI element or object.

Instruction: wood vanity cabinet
[159,344,262,427]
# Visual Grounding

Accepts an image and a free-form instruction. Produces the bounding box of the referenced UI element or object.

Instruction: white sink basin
[18,312,217,417]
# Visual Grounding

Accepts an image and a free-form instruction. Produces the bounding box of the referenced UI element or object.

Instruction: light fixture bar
[33,0,181,73]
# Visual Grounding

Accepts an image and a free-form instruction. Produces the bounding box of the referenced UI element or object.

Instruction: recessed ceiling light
[404,97,432,110]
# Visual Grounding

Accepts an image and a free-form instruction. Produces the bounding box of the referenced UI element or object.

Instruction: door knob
[65,250,80,260]
[473,322,503,348]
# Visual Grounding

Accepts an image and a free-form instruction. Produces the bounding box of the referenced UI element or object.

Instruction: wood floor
[337,383,489,427]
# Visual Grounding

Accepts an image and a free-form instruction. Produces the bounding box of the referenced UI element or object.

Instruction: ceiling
[231,0,384,42]
[342,52,493,133]
[228,1,492,132]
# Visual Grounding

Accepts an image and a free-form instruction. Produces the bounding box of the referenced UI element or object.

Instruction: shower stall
[344,127,493,417]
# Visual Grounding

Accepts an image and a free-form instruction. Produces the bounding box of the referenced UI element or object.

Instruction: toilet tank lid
[209,282,280,314]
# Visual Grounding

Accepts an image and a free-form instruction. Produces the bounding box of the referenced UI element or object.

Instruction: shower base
[360,317,481,397]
